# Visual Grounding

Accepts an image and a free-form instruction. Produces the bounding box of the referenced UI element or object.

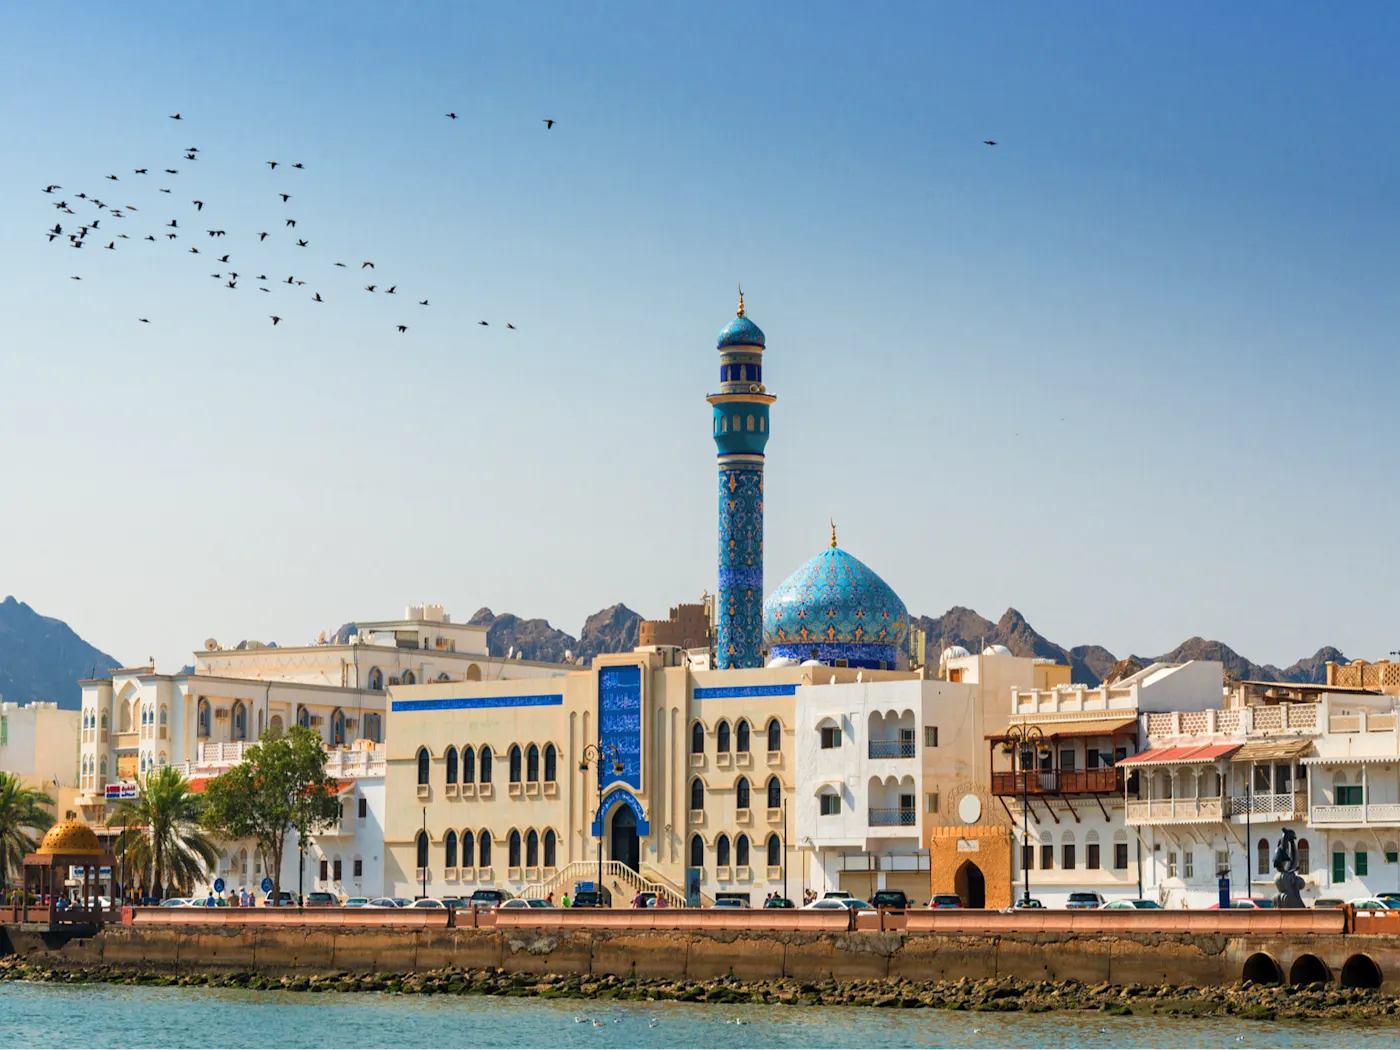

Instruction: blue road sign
[213,877,226,894]
[261,877,273,893]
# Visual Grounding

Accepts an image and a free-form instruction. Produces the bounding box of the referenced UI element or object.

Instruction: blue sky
[4,2,1399,673]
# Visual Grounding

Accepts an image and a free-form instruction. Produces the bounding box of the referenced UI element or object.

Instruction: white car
[803,897,875,913]
[159,898,190,908]
[367,897,402,908]
[499,898,555,909]
[410,898,446,909]
[342,897,371,908]
[1348,898,1390,910]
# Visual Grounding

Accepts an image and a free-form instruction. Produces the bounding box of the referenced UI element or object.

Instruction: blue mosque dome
[763,532,909,670]
[717,314,765,348]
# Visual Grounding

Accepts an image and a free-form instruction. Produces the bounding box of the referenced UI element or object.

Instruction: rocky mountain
[468,604,642,664]
[0,596,121,710]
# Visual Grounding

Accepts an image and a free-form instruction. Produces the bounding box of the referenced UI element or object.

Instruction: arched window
[767,833,781,868]
[509,746,522,783]
[767,718,781,752]
[368,667,383,690]
[416,747,430,786]
[736,777,750,811]
[478,831,492,868]
[232,702,247,741]
[158,752,167,767]
[466,664,482,681]
[690,778,704,811]
[445,746,459,784]
[1257,838,1270,877]
[543,744,557,783]
[462,830,475,868]
[716,834,731,867]
[101,711,109,731]
[508,830,522,868]
[197,699,211,738]
[415,831,429,869]
[732,414,740,431]
[526,744,540,782]
[759,417,765,432]
[526,830,539,867]
[100,756,107,776]
[1298,837,1311,875]
[689,834,704,868]
[721,416,728,433]
[480,748,493,783]
[767,775,781,809]
[736,834,749,867]
[270,714,283,734]
[746,414,754,431]
[330,708,345,747]
[736,719,750,753]
[401,670,416,685]
[716,720,731,753]
[445,830,458,868]
[462,746,476,783]
[544,830,557,869]
[159,706,168,732]
[691,722,704,755]
[297,706,311,730]
[363,713,381,742]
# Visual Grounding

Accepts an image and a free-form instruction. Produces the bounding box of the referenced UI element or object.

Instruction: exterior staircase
[519,860,687,907]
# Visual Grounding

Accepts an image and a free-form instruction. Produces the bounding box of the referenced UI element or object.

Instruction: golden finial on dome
[830,519,838,548]
[737,284,745,318]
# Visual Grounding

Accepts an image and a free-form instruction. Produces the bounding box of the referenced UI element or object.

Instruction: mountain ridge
[0,596,122,710]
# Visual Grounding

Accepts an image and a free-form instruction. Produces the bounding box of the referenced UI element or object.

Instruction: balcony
[868,808,917,827]
[112,732,139,751]
[868,740,915,759]
[1312,803,1400,826]
[1229,791,1305,821]
[1126,796,1225,825]
[991,768,1123,796]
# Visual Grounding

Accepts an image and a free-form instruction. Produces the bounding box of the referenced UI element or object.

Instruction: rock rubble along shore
[0,960,1395,1021]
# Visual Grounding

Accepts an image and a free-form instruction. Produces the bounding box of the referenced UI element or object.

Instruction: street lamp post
[578,743,622,904]
[1002,724,1047,905]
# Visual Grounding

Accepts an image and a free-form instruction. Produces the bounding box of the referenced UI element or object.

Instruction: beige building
[0,701,81,817]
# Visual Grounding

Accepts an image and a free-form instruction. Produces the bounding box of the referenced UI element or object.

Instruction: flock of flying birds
[39,111,557,331]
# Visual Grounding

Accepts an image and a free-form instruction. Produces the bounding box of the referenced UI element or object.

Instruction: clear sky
[4,2,1399,673]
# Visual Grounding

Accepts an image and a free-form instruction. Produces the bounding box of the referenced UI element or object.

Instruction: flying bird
[106,174,118,181]
[279,193,290,201]
[145,235,156,241]
[186,147,199,153]
[184,153,197,160]
[507,323,516,329]
[312,292,323,302]
[543,118,554,129]
[361,261,374,269]
[138,318,149,323]
[396,325,407,333]
[284,276,295,284]
[226,279,237,288]
[983,140,997,146]
[70,276,81,280]
[159,188,171,194]
[285,219,296,227]
[385,285,395,294]
[218,254,230,262]
[259,232,269,241]
[134,169,147,174]
[446,112,457,119]
[167,220,178,227]
[169,113,182,120]
[296,239,308,247]
[189,247,200,253]
[334,262,347,267]
[43,185,60,193]
[193,200,203,210]
[364,285,376,292]
[165,169,178,174]
[267,161,278,169]
[478,320,488,326]
[166,233,177,239]
[260,287,270,292]
[105,241,115,250]
[293,162,304,169]
[270,315,281,325]
[418,299,429,306]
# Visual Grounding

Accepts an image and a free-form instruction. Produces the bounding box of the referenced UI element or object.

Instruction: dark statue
[1272,828,1305,908]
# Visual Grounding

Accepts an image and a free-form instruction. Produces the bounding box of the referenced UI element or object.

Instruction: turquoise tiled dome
[718,315,765,348]
[763,545,909,669]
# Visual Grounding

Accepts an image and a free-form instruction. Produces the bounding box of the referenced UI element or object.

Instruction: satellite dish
[204,638,219,651]
[317,631,327,645]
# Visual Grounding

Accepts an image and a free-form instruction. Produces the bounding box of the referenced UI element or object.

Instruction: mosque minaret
[709,288,775,669]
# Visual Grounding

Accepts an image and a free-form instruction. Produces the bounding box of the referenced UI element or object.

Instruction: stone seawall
[4,923,1398,993]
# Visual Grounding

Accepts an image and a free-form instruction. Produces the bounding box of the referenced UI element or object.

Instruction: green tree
[110,766,218,898]
[201,725,341,904]
[0,771,54,891]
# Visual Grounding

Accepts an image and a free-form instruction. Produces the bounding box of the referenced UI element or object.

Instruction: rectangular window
[1114,843,1129,871]
[1167,851,1178,879]
[0,715,6,746]
[1253,765,1271,793]
[1357,850,1369,877]
[358,798,368,819]
[1333,851,1346,884]
[1215,850,1230,877]
[924,726,939,748]
[353,859,363,877]
[333,859,343,881]
[1086,844,1101,870]
[1085,750,1101,770]
[820,726,842,750]
[318,859,328,881]
[1338,785,1364,806]
[1274,764,1292,794]
[1022,844,1034,871]
[1062,844,1076,870]
[819,794,841,816]
[1387,851,1399,865]
[1041,844,1054,870]
[1059,749,1076,771]
[926,791,940,814]
[1184,851,1194,879]
[1114,746,1128,764]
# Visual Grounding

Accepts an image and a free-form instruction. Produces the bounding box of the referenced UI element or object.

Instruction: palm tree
[0,772,54,891]
[110,767,218,898]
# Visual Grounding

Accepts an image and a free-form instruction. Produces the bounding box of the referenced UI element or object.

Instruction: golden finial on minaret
[830,519,838,548]
[737,284,746,318]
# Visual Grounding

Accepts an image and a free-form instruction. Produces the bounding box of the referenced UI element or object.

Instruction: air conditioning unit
[309,715,324,726]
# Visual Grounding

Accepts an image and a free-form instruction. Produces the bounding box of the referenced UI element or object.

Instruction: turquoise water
[0,982,1394,1049]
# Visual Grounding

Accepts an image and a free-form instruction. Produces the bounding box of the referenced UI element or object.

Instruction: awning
[1302,754,1400,766]
[987,717,1137,742]
[1118,743,1240,766]
[1231,739,1313,763]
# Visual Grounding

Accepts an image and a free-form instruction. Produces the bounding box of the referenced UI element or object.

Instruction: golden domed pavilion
[18,816,117,927]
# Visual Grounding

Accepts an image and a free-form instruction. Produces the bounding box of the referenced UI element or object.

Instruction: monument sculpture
[1272,827,1305,908]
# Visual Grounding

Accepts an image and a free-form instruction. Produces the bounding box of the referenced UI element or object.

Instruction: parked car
[1207,900,1260,909]
[342,897,371,908]
[159,898,190,908]
[1312,898,1345,909]
[570,889,612,908]
[469,889,514,909]
[366,897,402,908]
[870,889,910,910]
[1375,893,1400,908]
[263,891,297,907]
[410,898,446,909]
[1100,899,1163,910]
[822,890,853,900]
[712,898,749,909]
[391,897,412,908]
[304,892,339,908]
[1348,898,1391,910]
[1066,892,1105,910]
[1013,898,1045,909]
[438,897,466,909]
[804,898,853,911]
[763,896,795,909]
[928,894,964,909]
[500,898,555,909]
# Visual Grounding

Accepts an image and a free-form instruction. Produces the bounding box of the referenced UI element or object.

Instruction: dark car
[571,888,612,908]
[763,896,795,909]
[469,889,513,909]
[929,894,963,909]
[304,892,339,908]
[871,889,910,911]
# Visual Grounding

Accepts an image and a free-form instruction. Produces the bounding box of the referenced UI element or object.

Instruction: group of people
[630,891,670,908]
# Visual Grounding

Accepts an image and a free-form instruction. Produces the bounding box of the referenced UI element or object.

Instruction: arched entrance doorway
[610,804,639,872]
[954,860,986,908]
